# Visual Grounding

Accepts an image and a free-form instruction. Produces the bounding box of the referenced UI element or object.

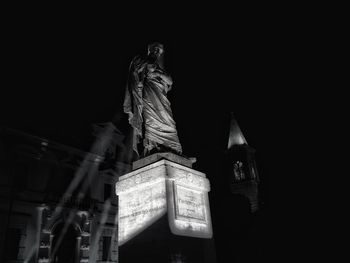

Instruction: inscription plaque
[174,184,206,223]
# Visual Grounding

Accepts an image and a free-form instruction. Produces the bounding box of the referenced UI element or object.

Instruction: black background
[1,11,311,262]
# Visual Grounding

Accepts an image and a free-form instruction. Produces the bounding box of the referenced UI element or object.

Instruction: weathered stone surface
[116,159,212,245]
[132,152,194,170]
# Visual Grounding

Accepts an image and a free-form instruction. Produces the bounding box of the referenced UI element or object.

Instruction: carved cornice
[116,160,210,194]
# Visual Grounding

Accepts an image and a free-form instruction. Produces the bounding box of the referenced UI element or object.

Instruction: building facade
[0,114,263,262]
[0,124,129,263]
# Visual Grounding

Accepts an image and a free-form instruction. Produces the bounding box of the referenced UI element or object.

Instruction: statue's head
[147,42,164,58]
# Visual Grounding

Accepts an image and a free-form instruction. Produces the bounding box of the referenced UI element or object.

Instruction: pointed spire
[227,112,248,149]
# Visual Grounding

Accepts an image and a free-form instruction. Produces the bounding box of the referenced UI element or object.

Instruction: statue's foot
[144,145,194,162]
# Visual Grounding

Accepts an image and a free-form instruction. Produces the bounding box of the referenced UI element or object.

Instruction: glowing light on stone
[174,185,206,222]
[118,181,167,245]
[116,159,213,245]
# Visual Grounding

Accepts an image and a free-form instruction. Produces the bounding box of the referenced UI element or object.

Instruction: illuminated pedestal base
[116,154,215,262]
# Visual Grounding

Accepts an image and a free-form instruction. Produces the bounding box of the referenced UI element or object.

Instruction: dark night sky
[0,16,291,211]
[4,10,329,262]
[1,15,301,259]
[2,19,283,141]
[0,10,334,262]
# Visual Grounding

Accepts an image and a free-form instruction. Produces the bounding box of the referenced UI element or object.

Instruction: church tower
[225,113,260,212]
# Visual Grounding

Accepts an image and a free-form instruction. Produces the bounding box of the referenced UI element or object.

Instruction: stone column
[76,236,81,263]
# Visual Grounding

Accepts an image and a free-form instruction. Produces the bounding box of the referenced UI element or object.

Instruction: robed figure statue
[123,43,182,157]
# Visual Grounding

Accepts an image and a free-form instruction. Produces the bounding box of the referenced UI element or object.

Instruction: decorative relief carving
[116,166,166,194]
[80,244,90,250]
[169,169,210,191]
[187,173,194,183]
[117,161,209,193]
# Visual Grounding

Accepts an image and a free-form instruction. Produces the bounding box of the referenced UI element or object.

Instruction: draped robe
[123,56,182,156]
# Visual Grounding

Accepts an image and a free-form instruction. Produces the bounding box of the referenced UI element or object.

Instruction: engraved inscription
[174,184,206,223]
[118,182,167,244]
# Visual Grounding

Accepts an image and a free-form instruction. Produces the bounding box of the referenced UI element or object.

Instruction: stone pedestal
[116,153,215,262]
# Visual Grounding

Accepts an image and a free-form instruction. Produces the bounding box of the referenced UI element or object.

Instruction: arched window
[233,161,245,181]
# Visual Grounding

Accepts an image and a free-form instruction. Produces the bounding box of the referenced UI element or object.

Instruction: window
[233,161,245,181]
[102,236,112,261]
[104,183,112,201]
[13,162,28,191]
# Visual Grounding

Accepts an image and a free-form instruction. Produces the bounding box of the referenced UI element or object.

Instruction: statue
[123,42,182,157]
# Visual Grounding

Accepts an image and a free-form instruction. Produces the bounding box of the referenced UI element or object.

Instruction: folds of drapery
[123,56,145,156]
[123,56,182,156]
[142,74,182,155]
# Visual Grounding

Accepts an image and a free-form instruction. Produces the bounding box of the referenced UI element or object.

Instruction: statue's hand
[147,64,156,73]
[162,74,173,85]
[164,84,172,93]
